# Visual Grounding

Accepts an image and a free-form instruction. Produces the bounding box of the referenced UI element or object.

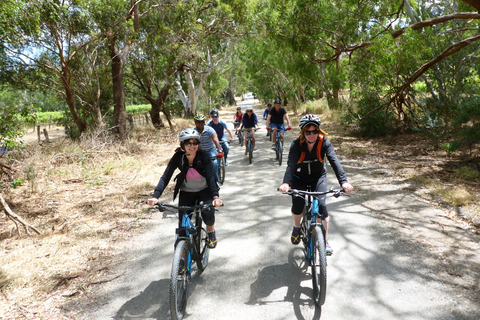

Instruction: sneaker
[291,226,301,245]
[225,161,229,166]
[326,242,333,256]
[254,147,257,151]
[271,143,276,150]
[244,150,248,155]
[208,230,217,248]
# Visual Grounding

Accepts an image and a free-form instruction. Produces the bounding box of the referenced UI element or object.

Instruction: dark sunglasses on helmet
[304,130,319,136]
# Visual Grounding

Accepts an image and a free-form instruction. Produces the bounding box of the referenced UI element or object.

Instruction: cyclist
[233,106,243,134]
[207,109,235,166]
[266,99,292,149]
[238,106,260,155]
[263,103,272,120]
[193,114,223,182]
[278,114,354,254]
[147,128,223,248]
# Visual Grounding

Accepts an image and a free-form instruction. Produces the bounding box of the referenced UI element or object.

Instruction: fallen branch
[0,193,42,236]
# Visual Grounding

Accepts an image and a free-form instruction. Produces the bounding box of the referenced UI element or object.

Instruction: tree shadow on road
[246,247,323,320]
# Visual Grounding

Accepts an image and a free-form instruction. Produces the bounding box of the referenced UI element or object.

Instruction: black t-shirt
[269,107,286,124]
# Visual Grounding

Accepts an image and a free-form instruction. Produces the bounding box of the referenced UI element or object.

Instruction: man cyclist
[266,99,291,149]
[207,109,235,166]
[193,114,223,181]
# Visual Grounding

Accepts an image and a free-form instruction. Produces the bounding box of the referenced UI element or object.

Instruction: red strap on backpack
[298,136,324,163]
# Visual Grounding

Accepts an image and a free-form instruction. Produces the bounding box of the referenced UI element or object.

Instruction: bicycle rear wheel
[238,131,243,145]
[170,240,190,320]
[311,226,327,306]
[217,156,225,184]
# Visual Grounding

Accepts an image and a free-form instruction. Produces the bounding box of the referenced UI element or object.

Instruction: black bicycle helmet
[179,128,200,142]
[299,114,321,130]
[193,114,206,122]
[210,109,219,116]
[274,99,281,104]
[267,103,272,107]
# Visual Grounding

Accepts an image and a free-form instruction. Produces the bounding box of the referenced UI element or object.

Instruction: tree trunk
[109,38,127,140]
[148,84,170,129]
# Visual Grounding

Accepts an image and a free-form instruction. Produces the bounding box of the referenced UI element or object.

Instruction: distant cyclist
[278,114,354,254]
[266,99,291,149]
[263,103,272,120]
[238,106,260,155]
[147,128,223,248]
[193,114,223,181]
[207,109,235,166]
[233,106,243,134]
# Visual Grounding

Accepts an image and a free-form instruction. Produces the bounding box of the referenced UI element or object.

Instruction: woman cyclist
[239,106,260,155]
[147,128,223,248]
[233,106,243,134]
[278,114,353,254]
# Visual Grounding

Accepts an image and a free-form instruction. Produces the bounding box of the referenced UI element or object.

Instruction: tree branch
[392,12,480,38]
[0,193,42,236]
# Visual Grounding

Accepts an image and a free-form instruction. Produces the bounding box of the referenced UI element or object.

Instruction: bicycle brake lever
[157,204,166,212]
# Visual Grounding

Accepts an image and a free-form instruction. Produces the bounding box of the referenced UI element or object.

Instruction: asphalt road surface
[77,99,480,320]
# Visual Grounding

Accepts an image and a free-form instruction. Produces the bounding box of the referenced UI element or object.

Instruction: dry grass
[0,125,180,319]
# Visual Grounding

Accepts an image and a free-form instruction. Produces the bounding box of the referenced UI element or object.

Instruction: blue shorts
[270,123,285,133]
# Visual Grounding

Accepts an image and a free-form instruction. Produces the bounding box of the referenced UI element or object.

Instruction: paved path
[76,99,480,320]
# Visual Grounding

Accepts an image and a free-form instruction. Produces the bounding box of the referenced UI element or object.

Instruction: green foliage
[341,94,396,138]
[10,179,24,189]
[441,141,461,157]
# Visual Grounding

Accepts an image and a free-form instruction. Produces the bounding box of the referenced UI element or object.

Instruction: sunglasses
[304,130,319,136]
[211,116,218,118]
[185,141,199,146]
[246,110,253,113]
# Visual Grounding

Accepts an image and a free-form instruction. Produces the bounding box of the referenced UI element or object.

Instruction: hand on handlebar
[287,126,292,130]
[147,198,159,206]
[341,183,354,194]
[278,183,290,193]
[217,152,224,158]
[266,126,270,130]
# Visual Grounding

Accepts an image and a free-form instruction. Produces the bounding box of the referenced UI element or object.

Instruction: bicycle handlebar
[155,202,214,212]
[280,188,347,198]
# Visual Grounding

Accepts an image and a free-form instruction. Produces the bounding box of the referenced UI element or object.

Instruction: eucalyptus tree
[0,0,106,135]
[167,0,249,116]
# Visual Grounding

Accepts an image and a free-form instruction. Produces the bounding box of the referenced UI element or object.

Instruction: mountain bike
[242,128,258,164]
[212,152,225,185]
[155,202,214,320]
[272,127,290,166]
[281,187,347,307]
[234,120,243,145]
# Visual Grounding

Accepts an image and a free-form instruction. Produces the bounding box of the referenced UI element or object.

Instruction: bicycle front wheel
[196,226,210,272]
[170,240,190,320]
[247,140,253,164]
[311,226,327,306]
[238,131,243,145]
[278,141,283,166]
[218,156,225,184]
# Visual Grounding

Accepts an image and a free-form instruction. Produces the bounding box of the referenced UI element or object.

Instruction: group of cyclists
[147,99,354,254]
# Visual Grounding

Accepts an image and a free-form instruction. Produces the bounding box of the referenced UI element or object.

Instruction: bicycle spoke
[170,240,189,320]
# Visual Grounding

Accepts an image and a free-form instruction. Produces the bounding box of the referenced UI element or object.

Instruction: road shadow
[246,248,322,320]
[113,272,207,320]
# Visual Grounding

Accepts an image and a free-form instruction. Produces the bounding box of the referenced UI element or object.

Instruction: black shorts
[290,174,328,218]
[178,188,215,226]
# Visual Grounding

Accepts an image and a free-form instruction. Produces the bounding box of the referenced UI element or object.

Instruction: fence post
[43,129,50,143]
[37,126,41,142]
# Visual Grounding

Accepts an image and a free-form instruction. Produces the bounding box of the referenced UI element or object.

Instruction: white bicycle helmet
[299,114,321,130]
[179,128,200,142]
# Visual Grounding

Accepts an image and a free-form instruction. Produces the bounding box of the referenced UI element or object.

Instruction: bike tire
[196,226,210,271]
[218,156,225,184]
[248,141,253,164]
[311,226,327,306]
[278,141,283,166]
[170,240,189,320]
[238,131,243,145]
